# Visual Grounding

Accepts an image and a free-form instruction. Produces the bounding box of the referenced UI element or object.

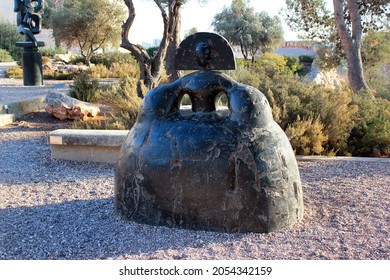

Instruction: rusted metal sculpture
[115,32,304,233]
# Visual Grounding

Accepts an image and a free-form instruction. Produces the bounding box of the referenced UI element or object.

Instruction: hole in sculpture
[215,92,228,109]
[180,94,192,110]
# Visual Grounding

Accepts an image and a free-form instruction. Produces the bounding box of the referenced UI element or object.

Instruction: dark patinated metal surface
[175,32,236,71]
[14,0,45,86]
[115,33,303,233]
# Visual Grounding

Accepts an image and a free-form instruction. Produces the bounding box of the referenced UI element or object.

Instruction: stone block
[48,129,129,163]
[0,114,15,127]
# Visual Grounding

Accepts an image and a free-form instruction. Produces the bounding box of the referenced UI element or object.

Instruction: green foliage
[43,70,79,80]
[40,48,67,57]
[5,66,23,78]
[0,19,24,61]
[90,52,138,68]
[349,91,390,157]
[87,64,110,79]
[362,30,390,100]
[285,56,302,74]
[94,76,142,130]
[225,63,263,88]
[146,47,159,60]
[69,72,100,102]
[257,53,289,78]
[109,62,139,79]
[299,55,314,63]
[213,0,283,60]
[286,116,328,155]
[256,69,359,155]
[348,117,390,157]
[0,49,14,62]
[51,0,126,65]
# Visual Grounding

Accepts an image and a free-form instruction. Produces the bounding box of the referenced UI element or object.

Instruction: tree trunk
[120,0,173,98]
[332,0,369,94]
[166,3,182,83]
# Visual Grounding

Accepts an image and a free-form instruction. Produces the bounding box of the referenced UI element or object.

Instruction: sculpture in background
[14,0,44,46]
[14,0,45,86]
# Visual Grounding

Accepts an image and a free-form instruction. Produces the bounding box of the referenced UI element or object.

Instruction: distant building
[0,1,14,23]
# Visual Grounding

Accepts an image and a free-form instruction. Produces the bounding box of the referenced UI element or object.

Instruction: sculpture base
[16,41,45,86]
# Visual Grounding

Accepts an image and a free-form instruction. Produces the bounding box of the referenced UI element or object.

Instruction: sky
[129,0,302,45]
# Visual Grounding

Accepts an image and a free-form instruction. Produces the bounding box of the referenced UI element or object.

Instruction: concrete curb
[48,129,129,163]
[0,113,15,127]
[0,95,46,119]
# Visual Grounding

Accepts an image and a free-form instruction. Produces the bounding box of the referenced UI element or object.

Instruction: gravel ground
[0,112,389,260]
[0,79,71,104]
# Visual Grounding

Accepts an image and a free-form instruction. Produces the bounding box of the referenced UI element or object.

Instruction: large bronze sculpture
[14,0,45,86]
[115,33,304,233]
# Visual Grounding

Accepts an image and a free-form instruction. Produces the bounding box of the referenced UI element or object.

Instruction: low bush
[90,52,138,68]
[0,19,24,61]
[43,69,79,80]
[109,62,139,79]
[40,48,67,57]
[285,116,328,155]
[348,116,390,157]
[5,65,23,78]
[0,49,14,62]
[69,72,100,102]
[88,64,110,79]
[96,76,142,129]
[73,76,142,130]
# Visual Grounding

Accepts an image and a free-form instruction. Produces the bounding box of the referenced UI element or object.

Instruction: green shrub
[5,65,23,78]
[348,117,390,157]
[285,56,302,75]
[147,47,159,60]
[69,72,100,102]
[257,52,288,78]
[225,64,263,88]
[43,70,79,80]
[70,55,85,65]
[0,49,14,62]
[90,52,138,68]
[347,91,390,157]
[40,48,67,57]
[314,87,358,154]
[0,19,24,61]
[89,75,142,130]
[109,62,139,78]
[286,116,328,155]
[299,55,314,63]
[88,64,110,79]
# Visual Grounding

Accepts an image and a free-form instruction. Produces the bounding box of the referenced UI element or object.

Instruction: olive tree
[284,0,390,94]
[212,0,284,62]
[51,0,126,65]
[121,0,185,96]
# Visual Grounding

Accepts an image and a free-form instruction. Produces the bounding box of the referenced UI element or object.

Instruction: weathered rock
[53,54,73,63]
[57,64,88,73]
[44,91,100,120]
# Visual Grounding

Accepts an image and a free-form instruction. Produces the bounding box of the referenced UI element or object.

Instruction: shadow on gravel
[0,198,244,260]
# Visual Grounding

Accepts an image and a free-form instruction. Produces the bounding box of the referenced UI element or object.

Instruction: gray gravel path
[0,62,71,104]
[0,115,389,260]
